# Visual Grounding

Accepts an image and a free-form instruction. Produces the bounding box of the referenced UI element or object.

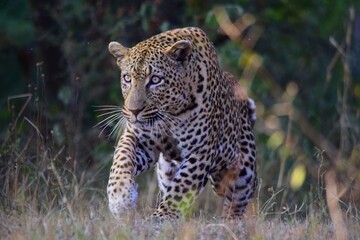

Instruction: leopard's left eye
[123,74,131,83]
[149,75,163,86]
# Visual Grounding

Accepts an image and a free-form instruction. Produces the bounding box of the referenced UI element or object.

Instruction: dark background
[1,0,359,216]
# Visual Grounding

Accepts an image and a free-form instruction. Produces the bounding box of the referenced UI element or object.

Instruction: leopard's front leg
[153,152,211,219]
[107,128,158,219]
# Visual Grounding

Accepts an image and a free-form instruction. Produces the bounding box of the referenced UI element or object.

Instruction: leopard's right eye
[123,74,131,83]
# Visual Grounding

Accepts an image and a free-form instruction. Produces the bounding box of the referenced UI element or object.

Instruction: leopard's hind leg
[210,152,257,219]
[221,164,257,219]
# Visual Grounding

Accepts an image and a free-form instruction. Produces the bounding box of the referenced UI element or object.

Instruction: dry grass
[1,185,359,240]
[1,204,359,240]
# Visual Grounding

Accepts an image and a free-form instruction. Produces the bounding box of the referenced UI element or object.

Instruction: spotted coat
[107,27,257,219]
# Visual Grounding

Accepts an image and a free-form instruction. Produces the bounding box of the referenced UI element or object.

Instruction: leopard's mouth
[123,108,158,125]
[126,115,159,125]
[125,109,178,132]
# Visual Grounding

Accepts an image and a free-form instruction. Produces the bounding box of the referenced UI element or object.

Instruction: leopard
[106,27,257,220]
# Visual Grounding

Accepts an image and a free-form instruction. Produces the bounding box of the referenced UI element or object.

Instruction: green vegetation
[0,0,359,239]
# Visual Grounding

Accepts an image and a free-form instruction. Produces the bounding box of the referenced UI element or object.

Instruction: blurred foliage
[0,0,359,218]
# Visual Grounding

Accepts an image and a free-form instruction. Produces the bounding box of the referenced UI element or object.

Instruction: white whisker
[159,109,182,121]
[156,113,176,136]
[95,113,121,127]
[96,109,123,119]
[157,112,180,129]
[93,105,127,139]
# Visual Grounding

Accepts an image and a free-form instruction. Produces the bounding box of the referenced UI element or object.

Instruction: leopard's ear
[108,41,128,60]
[165,40,192,64]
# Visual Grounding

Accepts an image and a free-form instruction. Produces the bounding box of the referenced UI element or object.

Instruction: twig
[2,93,33,148]
[24,117,44,142]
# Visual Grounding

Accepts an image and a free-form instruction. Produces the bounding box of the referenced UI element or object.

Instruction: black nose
[128,108,143,116]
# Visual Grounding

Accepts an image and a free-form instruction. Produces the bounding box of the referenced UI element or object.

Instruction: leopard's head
[108,35,195,128]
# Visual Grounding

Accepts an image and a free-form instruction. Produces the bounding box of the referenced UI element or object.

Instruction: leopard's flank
[106,27,257,220]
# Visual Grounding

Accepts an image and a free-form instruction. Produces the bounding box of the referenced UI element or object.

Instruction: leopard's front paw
[108,182,138,219]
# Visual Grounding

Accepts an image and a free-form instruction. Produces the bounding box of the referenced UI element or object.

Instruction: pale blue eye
[150,76,161,84]
[123,74,131,83]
